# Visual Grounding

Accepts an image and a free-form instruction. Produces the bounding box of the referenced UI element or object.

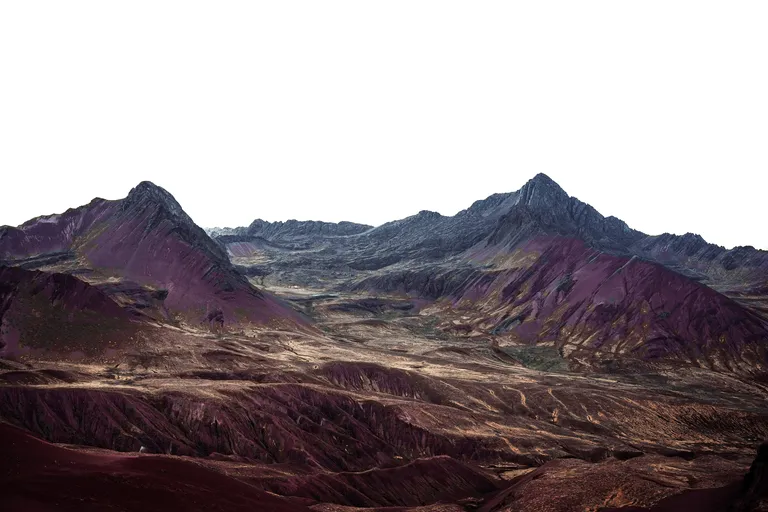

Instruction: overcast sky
[1,2,766,250]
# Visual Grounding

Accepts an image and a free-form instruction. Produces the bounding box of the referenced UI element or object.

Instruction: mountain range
[2,173,768,511]
[207,173,768,373]
[3,173,766,371]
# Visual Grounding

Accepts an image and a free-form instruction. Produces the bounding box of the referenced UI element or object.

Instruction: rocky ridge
[211,174,768,373]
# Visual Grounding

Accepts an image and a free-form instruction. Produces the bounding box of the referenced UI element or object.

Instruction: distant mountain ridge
[209,173,768,372]
[209,173,768,286]
[207,219,373,240]
[1,174,766,372]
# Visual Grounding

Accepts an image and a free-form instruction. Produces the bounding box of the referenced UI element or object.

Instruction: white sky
[1,2,766,250]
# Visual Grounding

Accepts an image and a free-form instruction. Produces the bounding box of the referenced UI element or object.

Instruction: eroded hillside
[2,177,768,511]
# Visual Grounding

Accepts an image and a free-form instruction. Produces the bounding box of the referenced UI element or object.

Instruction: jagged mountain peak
[247,218,268,231]
[123,181,187,219]
[131,180,169,193]
[477,174,648,251]
[119,181,226,258]
[515,173,570,209]
[530,172,559,185]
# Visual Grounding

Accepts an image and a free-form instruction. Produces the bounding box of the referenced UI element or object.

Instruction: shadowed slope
[479,454,748,512]
[600,441,768,511]
[249,456,502,508]
[0,421,313,512]
[0,265,141,359]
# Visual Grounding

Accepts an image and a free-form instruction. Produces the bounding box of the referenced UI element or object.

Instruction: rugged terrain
[1,175,768,511]
[210,174,768,374]
[0,182,305,335]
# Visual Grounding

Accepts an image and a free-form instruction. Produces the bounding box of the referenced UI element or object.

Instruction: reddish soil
[0,265,142,359]
[0,421,313,512]
[0,183,306,329]
[2,177,767,510]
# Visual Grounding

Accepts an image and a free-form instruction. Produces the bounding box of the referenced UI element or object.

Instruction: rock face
[211,173,768,372]
[482,174,643,253]
[0,182,306,329]
[487,173,644,252]
[631,232,768,295]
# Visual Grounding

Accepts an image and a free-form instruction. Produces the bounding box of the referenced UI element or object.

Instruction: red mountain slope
[462,237,768,372]
[0,265,141,359]
[0,421,313,512]
[0,182,307,329]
